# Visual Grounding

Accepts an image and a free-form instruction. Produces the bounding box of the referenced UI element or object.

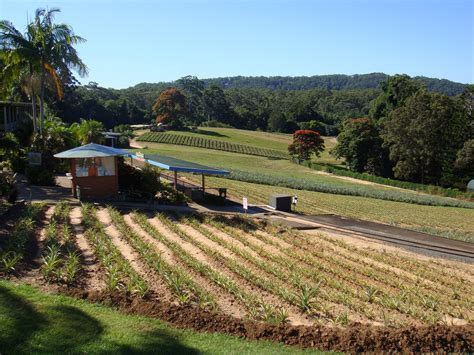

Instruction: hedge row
[322,166,474,201]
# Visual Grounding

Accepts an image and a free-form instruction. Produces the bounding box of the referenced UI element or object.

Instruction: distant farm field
[136,143,473,209]
[187,176,474,242]
[137,131,290,159]
[138,142,398,192]
[135,128,474,240]
[136,128,342,165]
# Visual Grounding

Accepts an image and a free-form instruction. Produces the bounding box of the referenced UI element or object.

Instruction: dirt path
[31,205,55,263]
[129,137,144,149]
[124,213,246,319]
[311,170,410,191]
[96,208,171,300]
[69,206,104,291]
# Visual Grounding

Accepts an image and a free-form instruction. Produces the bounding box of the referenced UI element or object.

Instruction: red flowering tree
[152,88,187,128]
[288,130,325,162]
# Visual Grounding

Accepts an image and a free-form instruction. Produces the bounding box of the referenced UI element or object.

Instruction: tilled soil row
[73,290,473,353]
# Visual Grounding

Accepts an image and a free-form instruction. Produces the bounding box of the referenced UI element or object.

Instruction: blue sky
[1,0,472,88]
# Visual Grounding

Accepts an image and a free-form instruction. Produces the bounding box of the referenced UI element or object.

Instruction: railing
[160,172,227,201]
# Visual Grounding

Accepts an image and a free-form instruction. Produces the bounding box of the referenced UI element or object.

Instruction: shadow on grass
[193,129,228,138]
[0,284,47,351]
[0,285,200,354]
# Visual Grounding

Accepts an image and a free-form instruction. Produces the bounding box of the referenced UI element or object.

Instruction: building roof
[54,143,129,158]
[102,131,122,137]
[128,153,230,175]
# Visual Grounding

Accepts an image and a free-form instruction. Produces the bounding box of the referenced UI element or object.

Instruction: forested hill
[202,73,467,96]
[125,73,467,96]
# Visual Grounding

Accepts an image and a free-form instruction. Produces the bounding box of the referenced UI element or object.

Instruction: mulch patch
[66,290,473,353]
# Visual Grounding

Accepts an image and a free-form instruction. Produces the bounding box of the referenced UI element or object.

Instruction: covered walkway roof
[127,153,229,175]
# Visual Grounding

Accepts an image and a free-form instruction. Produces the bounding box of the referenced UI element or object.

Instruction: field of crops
[186,176,474,242]
[225,170,474,209]
[137,132,289,159]
[138,139,474,210]
[4,202,472,329]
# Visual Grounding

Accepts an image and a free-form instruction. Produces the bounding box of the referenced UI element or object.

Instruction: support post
[201,174,205,195]
[3,105,7,132]
[173,170,178,190]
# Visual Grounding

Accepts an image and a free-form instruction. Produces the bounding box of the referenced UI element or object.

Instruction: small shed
[54,143,128,198]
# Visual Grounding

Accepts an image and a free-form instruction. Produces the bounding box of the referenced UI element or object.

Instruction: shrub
[200,120,233,128]
[0,163,18,203]
[118,159,188,204]
[25,165,56,186]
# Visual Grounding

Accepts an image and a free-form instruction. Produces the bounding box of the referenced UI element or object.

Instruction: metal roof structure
[128,153,229,175]
[54,143,129,158]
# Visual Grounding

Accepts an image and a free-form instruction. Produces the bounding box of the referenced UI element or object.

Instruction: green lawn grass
[0,281,321,354]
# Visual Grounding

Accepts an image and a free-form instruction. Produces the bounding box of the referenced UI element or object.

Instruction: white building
[0,101,32,132]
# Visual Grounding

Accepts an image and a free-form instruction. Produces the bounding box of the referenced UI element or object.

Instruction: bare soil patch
[77,290,474,353]
[69,206,104,291]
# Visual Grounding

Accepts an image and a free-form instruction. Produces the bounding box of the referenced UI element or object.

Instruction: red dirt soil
[74,290,473,353]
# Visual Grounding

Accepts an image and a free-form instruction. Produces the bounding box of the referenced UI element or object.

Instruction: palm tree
[70,119,105,144]
[0,20,40,130]
[0,8,88,136]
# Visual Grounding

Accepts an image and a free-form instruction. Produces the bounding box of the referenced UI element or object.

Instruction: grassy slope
[145,128,342,165]
[0,281,320,355]
[139,143,409,194]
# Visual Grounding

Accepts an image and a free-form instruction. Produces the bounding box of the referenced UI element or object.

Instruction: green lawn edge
[0,281,324,354]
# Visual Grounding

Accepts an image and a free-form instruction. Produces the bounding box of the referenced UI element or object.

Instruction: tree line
[203,74,467,96]
[333,75,473,189]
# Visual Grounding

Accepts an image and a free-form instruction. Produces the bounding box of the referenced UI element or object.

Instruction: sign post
[292,195,298,212]
[28,152,42,166]
[242,197,248,214]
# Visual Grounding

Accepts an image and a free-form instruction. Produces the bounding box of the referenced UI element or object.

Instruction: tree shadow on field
[0,285,201,354]
[0,284,47,351]
[111,328,202,355]
[194,129,228,138]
